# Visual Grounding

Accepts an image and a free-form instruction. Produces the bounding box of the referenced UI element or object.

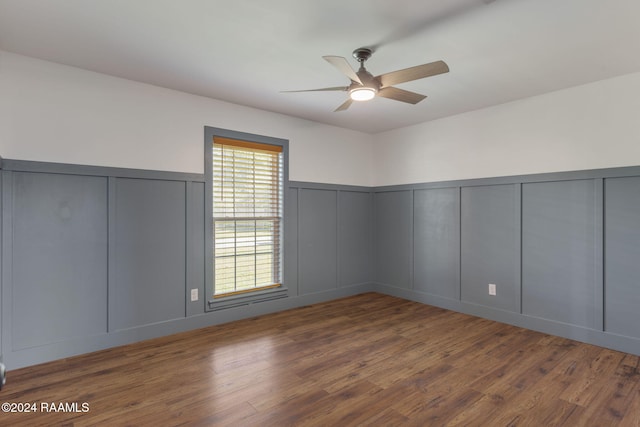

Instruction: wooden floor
[2,293,640,426]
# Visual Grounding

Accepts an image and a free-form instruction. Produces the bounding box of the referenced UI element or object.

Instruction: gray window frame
[204,127,289,310]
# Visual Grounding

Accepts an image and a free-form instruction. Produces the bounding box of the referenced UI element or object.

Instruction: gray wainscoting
[339,191,373,287]
[109,178,187,331]
[413,187,460,300]
[3,157,640,369]
[605,176,640,339]
[291,183,373,294]
[374,190,413,289]
[0,161,372,370]
[186,182,206,317]
[461,184,521,312]
[522,179,602,329]
[284,188,299,296]
[299,189,338,294]
[10,172,108,350]
[373,166,640,356]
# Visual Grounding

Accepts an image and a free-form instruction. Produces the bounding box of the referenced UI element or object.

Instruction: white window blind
[212,137,283,297]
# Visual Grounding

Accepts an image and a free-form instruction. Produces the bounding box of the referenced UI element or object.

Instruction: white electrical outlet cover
[191,288,198,301]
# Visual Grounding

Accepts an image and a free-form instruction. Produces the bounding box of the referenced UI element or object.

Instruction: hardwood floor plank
[2,292,639,426]
[445,385,522,426]
[560,348,627,407]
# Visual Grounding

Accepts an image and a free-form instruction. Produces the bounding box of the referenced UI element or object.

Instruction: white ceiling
[1,0,639,133]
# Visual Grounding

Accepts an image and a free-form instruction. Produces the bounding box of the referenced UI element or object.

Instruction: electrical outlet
[190,288,198,302]
[488,283,497,296]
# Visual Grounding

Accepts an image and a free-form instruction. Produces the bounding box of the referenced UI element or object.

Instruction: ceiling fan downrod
[353,47,373,68]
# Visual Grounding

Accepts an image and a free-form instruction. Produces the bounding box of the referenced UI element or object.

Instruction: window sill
[207,286,289,312]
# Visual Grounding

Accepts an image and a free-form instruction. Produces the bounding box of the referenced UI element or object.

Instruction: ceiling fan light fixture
[350,87,376,101]
[285,48,448,112]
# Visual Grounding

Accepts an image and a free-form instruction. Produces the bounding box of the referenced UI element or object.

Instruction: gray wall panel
[299,189,337,294]
[414,188,460,299]
[522,180,601,329]
[284,187,299,295]
[187,182,205,316]
[110,178,186,331]
[338,191,372,287]
[605,177,640,338]
[11,172,108,349]
[461,184,520,312]
[374,190,412,289]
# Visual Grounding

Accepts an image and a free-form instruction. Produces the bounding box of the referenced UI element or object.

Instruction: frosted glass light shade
[350,87,376,101]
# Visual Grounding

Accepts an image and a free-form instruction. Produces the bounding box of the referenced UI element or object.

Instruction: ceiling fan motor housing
[352,47,373,63]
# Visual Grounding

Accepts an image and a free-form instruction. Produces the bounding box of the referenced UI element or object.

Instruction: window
[211,136,284,298]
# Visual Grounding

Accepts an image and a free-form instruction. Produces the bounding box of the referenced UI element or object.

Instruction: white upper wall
[371,72,640,186]
[3,51,640,189]
[0,51,373,186]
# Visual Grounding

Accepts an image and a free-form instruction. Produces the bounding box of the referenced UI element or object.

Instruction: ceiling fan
[283,47,449,112]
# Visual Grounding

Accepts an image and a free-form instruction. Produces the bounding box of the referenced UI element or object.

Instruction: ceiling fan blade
[281,86,348,93]
[378,87,427,104]
[376,60,449,88]
[334,98,353,112]
[323,56,362,84]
